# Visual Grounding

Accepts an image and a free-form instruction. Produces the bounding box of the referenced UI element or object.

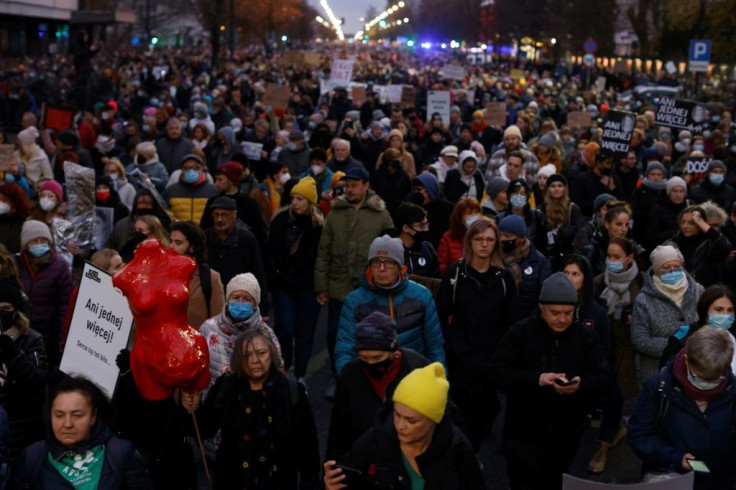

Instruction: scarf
[643,178,667,191]
[653,273,688,308]
[365,351,403,401]
[600,261,639,319]
[471,120,487,133]
[48,445,106,490]
[265,177,281,215]
[672,348,728,402]
[502,239,531,285]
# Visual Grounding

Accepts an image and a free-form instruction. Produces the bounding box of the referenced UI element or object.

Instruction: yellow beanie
[392,362,449,423]
[291,176,318,205]
[472,109,485,120]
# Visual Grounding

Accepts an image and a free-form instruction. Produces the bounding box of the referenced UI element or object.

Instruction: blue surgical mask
[465,215,479,228]
[308,121,316,130]
[28,243,50,257]
[228,301,255,322]
[687,367,723,391]
[183,169,200,184]
[710,173,725,185]
[4,173,15,183]
[694,144,705,152]
[708,313,734,330]
[660,269,684,285]
[510,194,527,209]
[287,142,298,151]
[703,130,712,138]
[605,259,624,273]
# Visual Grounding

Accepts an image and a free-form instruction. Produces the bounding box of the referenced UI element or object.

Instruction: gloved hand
[0,334,17,363]
[116,348,131,374]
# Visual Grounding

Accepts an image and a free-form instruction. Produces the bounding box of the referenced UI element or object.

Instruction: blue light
[407,40,414,47]
[132,36,141,46]
[421,42,431,49]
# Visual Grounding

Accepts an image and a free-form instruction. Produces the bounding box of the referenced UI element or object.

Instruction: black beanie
[0,280,28,313]
[355,312,398,352]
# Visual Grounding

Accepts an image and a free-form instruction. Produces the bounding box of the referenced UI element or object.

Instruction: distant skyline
[311,0,381,36]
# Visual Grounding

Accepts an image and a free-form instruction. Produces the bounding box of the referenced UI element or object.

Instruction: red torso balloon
[113,239,211,400]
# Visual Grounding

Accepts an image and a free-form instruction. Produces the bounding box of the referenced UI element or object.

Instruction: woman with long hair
[437,198,481,276]
[535,174,585,271]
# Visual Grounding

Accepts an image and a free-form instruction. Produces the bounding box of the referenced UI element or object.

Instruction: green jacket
[314,190,394,301]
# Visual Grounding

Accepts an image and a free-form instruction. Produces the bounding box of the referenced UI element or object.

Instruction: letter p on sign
[689,40,711,73]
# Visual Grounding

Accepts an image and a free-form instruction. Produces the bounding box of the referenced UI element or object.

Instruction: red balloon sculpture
[112,239,211,400]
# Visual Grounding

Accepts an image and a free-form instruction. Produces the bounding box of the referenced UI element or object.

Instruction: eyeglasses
[370,258,397,270]
[472,237,496,244]
[412,221,429,231]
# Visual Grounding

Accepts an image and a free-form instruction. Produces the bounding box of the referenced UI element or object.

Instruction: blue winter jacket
[334,268,445,374]
[628,360,736,489]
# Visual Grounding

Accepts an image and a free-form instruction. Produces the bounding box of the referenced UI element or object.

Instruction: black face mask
[136,154,147,165]
[363,356,393,379]
[600,167,612,176]
[412,230,428,244]
[134,208,155,217]
[501,239,517,254]
[0,310,14,331]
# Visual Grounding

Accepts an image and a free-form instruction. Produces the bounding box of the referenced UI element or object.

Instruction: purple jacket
[17,250,73,349]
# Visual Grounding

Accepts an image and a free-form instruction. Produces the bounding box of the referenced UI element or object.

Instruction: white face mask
[279,172,292,184]
[39,196,57,212]
[311,165,324,176]
[0,202,10,215]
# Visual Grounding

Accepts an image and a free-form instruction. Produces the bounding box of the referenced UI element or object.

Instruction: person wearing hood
[275,130,310,178]
[301,148,334,196]
[376,129,416,179]
[106,188,171,251]
[189,101,215,135]
[15,220,72,368]
[307,122,333,152]
[370,147,412,219]
[362,122,388,172]
[665,205,731,288]
[689,160,736,211]
[480,177,509,222]
[490,273,612,489]
[94,175,129,225]
[395,202,440,279]
[505,178,541,242]
[648,176,690,251]
[631,245,704,386]
[436,217,517,450]
[499,215,551,324]
[207,126,243,173]
[417,127,448,168]
[429,145,459,183]
[126,141,169,193]
[198,273,281,393]
[628,327,736,490]
[163,154,218,223]
[532,132,563,174]
[10,376,154,489]
[581,204,640,277]
[90,127,122,175]
[630,162,667,246]
[412,173,455,248]
[0,279,48,463]
[15,126,52,189]
[334,235,445,375]
[327,138,364,174]
[445,150,485,203]
[338,117,365,164]
[155,118,195,175]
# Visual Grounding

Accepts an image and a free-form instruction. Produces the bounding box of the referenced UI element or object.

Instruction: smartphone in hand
[333,464,363,486]
[554,377,578,387]
[686,459,711,473]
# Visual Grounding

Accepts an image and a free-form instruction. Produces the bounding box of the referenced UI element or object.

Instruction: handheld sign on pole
[427,91,451,125]
[600,110,635,159]
[655,96,707,133]
[688,40,711,73]
[60,262,134,399]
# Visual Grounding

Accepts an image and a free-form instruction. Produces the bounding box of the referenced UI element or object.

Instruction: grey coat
[630,269,703,386]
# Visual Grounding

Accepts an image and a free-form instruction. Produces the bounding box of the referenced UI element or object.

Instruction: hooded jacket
[207,127,243,174]
[155,134,195,175]
[334,268,445,375]
[630,269,704,386]
[314,191,394,302]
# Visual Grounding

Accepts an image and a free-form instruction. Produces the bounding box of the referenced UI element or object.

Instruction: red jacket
[437,232,464,276]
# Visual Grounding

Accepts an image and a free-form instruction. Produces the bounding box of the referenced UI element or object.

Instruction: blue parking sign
[688,40,711,73]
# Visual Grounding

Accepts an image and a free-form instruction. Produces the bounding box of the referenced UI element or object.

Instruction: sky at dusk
[311,0,381,36]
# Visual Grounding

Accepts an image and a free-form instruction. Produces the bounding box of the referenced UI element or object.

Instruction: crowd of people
[1,40,736,489]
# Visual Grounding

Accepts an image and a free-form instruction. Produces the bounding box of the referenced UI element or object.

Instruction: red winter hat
[214,162,244,187]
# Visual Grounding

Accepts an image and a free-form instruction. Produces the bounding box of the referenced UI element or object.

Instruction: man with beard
[487,125,539,186]
[315,167,394,397]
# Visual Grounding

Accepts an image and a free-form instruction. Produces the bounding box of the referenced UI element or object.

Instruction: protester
[0,184,31,253]
[437,198,481,275]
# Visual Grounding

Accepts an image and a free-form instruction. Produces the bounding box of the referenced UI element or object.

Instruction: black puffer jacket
[666,227,732,288]
[268,209,323,292]
[0,329,47,462]
[647,195,688,251]
[338,404,486,490]
[509,244,552,324]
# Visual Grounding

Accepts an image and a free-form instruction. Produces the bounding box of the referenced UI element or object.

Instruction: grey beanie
[645,161,666,176]
[486,177,509,200]
[708,160,726,173]
[539,133,556,149]
[539,273,578,305]
[368,235,404,268]
[593,193,616,213]
[355,312,398,352]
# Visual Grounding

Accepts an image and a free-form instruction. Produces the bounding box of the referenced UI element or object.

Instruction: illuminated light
[551,37,557,45]
[441,43,447,49]
[398,1,405,6]
[403,18,409,22]
[481,43,487,49]
[407,40,414,47]
[397,20,402,25]
[151,36,159,45]
[281,35,288,42]
[220,25,226,31]
[421,42,431,49]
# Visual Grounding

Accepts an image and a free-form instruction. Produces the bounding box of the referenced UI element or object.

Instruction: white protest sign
[330,58,355,87]
[427,91,451,125]
[60,262,134,398]
[386,85,403,104]
[242,141,264,160]
[441,64,466,81]
[665,61,677,74]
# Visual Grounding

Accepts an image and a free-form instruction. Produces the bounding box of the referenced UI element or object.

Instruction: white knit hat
[537,163,557,178]
[226,273,261,306]
[21,220,52,249]
[650,245,684,273]
[17,126,39,146]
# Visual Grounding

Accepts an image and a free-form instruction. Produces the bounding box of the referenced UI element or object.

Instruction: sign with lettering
[260,83,291,110]
[656,96,708,133]
[60,262,134,398]
[427,91,451,125]
[600,110,635,158]
[686,156,713,180]
[484,102,507,128]
[567,111,592,128]
[441,64,466,81]
[401,86,417,108]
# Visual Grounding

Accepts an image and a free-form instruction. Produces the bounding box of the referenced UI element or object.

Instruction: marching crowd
[1,42,736,489]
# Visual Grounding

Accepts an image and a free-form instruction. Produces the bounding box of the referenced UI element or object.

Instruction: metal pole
[229,0,235,52]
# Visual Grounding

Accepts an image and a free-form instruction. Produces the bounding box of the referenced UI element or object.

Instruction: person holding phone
[323,363,485,490]
[628,326,736,488]
[490,272,612,489]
